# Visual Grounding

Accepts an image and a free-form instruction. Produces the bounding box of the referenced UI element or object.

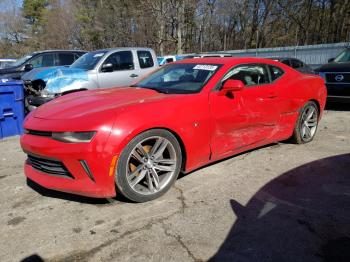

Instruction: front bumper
[326,83,350,103]
[20,132,117,198]
[25,95,55,111]
[327,95,350,103]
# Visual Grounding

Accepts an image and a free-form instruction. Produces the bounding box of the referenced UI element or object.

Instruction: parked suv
[23,47,158,111]
[315,48,350,103]
[0,59,16,69]
[0,50,86,79]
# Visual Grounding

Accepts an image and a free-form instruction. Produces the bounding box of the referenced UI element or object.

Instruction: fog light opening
[80,160,95,182]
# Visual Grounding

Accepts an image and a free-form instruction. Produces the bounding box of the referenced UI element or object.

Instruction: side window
[137,50,154,69]
[269,65,284,81]
[103,51,134,71]
[291,59,303,68]
[166,58,174,63]
[281,59,291,67]
[58,53,75,65]
[224,64,270,86]
[30,53,55,68]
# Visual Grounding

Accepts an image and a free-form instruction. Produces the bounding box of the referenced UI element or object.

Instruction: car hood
[32,87,169,120]
[21,66,62,81]
[0,66,18,75]
[316,62,350,72]
[22,66,94,93]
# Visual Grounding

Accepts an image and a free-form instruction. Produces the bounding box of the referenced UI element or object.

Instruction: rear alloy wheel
[115,129,182,202]
[291,101,319,144]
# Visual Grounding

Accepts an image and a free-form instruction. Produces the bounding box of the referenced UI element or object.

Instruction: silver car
[23,47,158,111]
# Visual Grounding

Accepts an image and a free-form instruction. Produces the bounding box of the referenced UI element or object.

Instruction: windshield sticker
[93,53,105,58]
[193,65,218,71]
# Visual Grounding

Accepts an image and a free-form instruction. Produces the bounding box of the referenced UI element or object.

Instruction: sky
[0,0,22,11]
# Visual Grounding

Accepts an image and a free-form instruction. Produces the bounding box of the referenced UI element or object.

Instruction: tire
[115,129,182,202]
[291,101,319,144]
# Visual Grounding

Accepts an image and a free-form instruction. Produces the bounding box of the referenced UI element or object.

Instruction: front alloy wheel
[115,129,182,202]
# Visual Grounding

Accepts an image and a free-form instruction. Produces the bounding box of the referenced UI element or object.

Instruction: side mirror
[101,63,114,72]
[24,64,33,72]
[328,58,335,63]
[219,79,244,96]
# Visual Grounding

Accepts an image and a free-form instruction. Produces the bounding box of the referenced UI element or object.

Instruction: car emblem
[335,75,344,82]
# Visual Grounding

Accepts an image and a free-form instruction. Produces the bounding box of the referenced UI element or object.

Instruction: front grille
[326,85,350,96]
[26,129,52,137]
[27,154,74,179]
[325,73,350,83]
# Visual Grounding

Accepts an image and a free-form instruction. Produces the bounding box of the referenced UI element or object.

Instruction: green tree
[23,0,48,25]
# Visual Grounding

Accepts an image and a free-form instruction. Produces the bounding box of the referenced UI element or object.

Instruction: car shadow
[209,153,350,262]
[20,254,44,262]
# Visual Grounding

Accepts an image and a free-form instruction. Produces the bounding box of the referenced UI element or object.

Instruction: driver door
[209,64,280,159]
[97,51,136,88]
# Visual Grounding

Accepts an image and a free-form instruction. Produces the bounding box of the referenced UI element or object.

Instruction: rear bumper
[20,133,116,198]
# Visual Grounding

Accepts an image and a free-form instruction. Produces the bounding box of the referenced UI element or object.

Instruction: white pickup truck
[23,47,159,111]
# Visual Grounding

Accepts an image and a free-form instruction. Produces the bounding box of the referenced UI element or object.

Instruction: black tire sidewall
[115,129,182,202]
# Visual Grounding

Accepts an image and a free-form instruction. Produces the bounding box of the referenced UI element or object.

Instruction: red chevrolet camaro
[20,58,327,202]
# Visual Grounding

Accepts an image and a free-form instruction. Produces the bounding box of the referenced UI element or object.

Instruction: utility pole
[256,29,259,57]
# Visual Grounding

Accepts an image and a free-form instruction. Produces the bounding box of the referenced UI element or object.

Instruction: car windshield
[133,63,221,94]
[11,54,33,67]
[334,49,350,63]
[70,51,107,70]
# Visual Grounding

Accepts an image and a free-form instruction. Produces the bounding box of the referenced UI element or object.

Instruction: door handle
[130,74,139,78]
[267,94,277,99]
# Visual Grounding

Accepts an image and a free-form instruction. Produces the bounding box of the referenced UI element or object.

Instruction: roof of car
[176,57,286,66]
[32,50,86,54]
[196,53,232,56]
[268,57,301,61]
[93,47,154,53]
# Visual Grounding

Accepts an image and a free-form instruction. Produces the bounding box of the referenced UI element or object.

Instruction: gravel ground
[0,105,349,262]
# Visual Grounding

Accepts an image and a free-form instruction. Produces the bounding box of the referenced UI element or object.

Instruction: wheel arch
[113,125,188,173]
[62,88,88,96]
[139,127,187,173]
[309,99,321,119]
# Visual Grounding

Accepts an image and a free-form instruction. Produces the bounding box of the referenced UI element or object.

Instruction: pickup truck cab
[315,48,350,103]
[23,47,158,111]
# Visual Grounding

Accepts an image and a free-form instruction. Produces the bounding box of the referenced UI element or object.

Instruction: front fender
[105,95,212,172]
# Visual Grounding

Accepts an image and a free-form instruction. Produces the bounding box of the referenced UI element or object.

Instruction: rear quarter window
[269,65,284,81]
[137,51,154,69]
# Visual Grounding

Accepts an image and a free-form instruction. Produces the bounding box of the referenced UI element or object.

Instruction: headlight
[40,89,56,98]
[52,131,96,143]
